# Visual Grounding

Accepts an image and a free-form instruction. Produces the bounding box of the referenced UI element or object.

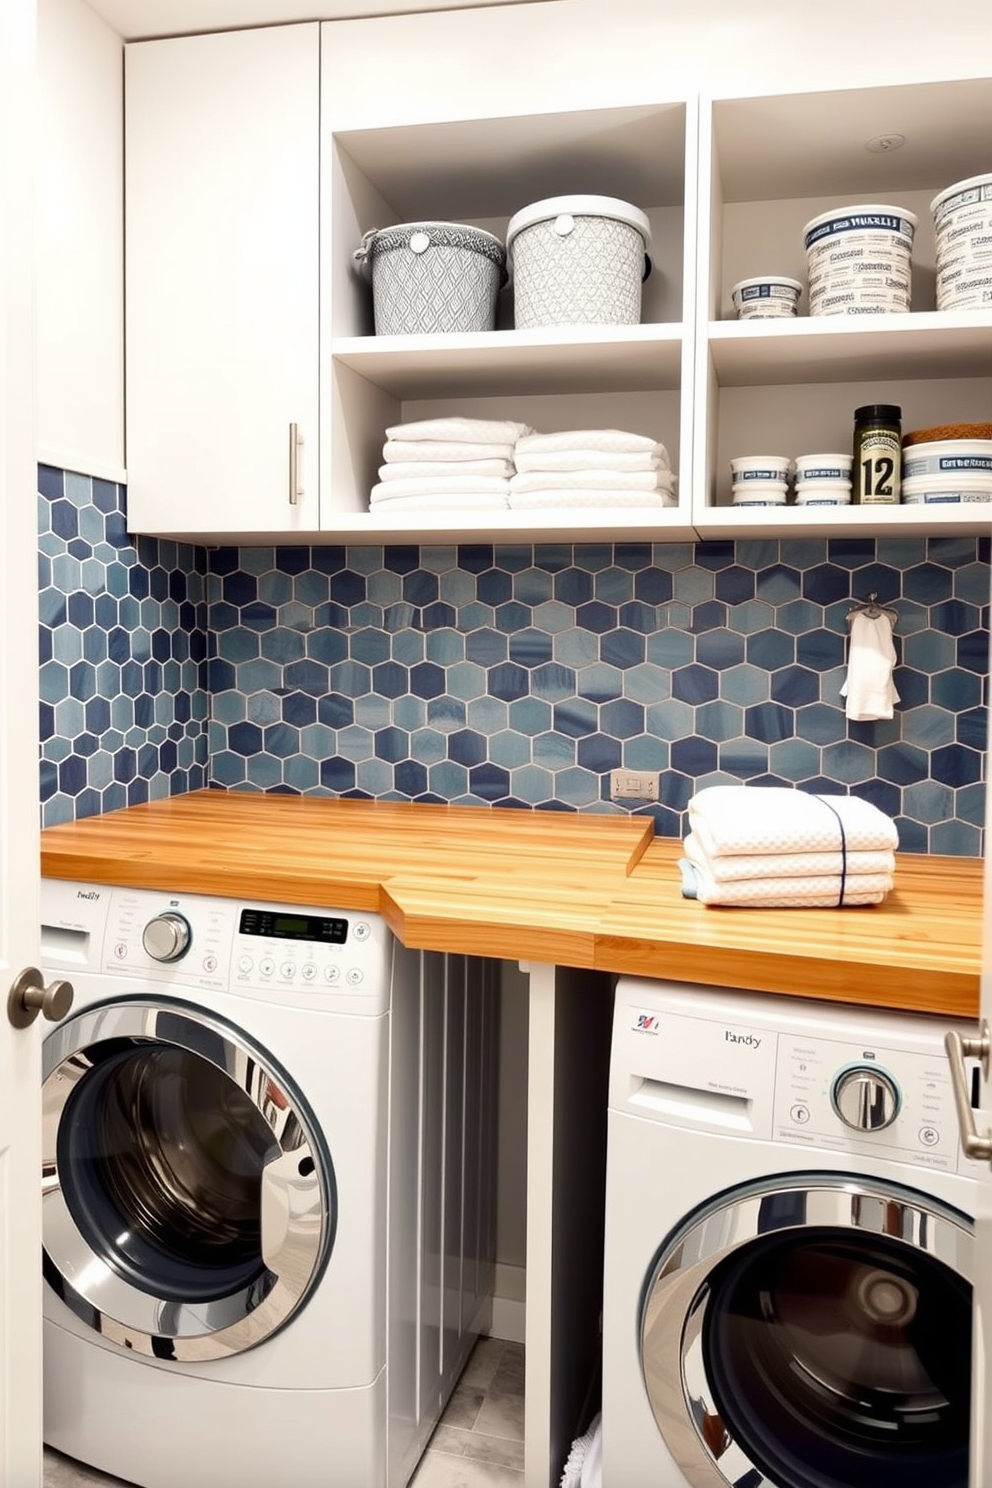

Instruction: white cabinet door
[1,3,43,1479]
[125,23,320,539]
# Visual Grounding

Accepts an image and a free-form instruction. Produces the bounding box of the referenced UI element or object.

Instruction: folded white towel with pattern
[507,488,678,509]
[370,475,510,501]
[385,417,533,444]
[378,458,513,481]
[383,439,517,464]
[679,857,889,907]
[516,428,666,457]
[683,832,895,882]
[509,469,676,494]
[687,787,898,858]
[367,492,509,512]
[515,448,670,473]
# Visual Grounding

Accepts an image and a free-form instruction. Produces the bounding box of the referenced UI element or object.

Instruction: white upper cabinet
[124,24,320,538]
[37,0,125,482]
[692,76,992,539]
[121,12,992,544]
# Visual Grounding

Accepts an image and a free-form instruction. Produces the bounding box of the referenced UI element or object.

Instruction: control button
[790,1103,811,1125]
[301,963,317,982]
[324,965,341,984]
[259,957,275,978]
[142,912,191,964]
[832,1066,900,1133]
[346,968,364,986]
[202,954,217,974]
[352,922,371,942]
[919,1126,940,1147]
[114,941,128,960]
[237,954,254,974]
[280,961,295,980]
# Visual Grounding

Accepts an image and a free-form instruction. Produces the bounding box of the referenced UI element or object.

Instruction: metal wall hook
[847,591,898,624]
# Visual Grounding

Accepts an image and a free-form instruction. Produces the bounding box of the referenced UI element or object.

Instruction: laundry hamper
[353,221,507,335]
[506,194,652,328]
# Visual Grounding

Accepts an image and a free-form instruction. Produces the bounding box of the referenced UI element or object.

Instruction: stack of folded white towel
[369,416,533,512]
[507,428,677,509]
[679,786,898,908]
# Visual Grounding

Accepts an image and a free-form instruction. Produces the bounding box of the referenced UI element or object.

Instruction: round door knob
[7,967,75,1029]
[142,912,191,963]
[833,1066,900,1132]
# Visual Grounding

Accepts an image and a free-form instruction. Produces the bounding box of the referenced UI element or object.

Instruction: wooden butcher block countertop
[39,790,983,1019]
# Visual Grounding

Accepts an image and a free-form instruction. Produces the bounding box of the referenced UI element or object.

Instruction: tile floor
[42,1337,525,1488]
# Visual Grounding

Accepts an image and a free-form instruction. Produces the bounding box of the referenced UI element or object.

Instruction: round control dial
[142,912,191,963]
[832,1066,900,1132]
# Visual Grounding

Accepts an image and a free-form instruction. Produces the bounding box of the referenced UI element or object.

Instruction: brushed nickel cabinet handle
[289,422,304,506]
[945,1022,992,1163]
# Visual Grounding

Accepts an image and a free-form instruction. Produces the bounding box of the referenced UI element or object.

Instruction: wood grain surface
[39,789,983,1017]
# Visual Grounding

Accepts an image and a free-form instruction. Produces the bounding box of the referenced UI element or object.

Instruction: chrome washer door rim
[42,997,333,1361]
[639,1172,973,1488]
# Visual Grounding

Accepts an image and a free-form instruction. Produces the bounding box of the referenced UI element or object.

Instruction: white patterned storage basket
[353,221,506,335]
[506,195,652,328]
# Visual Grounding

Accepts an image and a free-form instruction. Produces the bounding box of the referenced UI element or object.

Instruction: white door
[1,1,44,1481]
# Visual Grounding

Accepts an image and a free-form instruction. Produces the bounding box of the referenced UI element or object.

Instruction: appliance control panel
[773,1032,961,1170]
[612,979,977,1176]
[40,879,390,1011]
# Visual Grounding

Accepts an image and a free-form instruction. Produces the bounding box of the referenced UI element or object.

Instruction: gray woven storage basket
[506,195,652,328]
[354,221,507,335]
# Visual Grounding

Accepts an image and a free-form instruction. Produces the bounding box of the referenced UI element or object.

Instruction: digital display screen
[239,909,348,944]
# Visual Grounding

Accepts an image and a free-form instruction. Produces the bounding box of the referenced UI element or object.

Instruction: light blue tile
[624,733,668,770]
[554,629,599,669]
[534,731,575,768]
[903,778,956,826]
[490,730,530,768]
[354,694,392,729]
[393,694,427,730]
[467,696,508,733]
[645,698,693,740]
[553,765,600,806]
[508,763,554,803]
[769,738,821,781]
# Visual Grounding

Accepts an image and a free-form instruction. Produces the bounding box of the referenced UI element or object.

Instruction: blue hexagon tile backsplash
[38,466,209,825]
[38,468,989,854]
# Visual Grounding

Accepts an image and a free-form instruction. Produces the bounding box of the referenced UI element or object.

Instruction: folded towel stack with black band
[679,785,898,908]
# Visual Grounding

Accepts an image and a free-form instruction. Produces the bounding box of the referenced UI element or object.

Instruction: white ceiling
[82,0,544,41]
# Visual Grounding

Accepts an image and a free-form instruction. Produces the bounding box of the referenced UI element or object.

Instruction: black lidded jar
[853,403,902,505]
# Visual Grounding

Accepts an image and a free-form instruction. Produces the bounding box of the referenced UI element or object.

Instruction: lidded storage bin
[505,195,652,328]
[931,174,992,310]
[353,222,507,335]
[802,203,916,316]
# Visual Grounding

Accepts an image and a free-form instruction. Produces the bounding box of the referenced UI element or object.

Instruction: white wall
[37,0,124,480]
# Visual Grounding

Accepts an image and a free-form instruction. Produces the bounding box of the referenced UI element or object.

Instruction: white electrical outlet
[610,770,660,801]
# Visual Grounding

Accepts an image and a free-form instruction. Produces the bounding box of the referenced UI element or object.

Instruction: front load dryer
[39,878,497,1488]
[602,978,979,1488]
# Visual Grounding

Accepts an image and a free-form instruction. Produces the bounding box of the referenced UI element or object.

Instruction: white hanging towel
[840,612,900,721]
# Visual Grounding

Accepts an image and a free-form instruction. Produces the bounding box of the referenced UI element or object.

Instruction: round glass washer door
[42,997,335,1361]
[640,1173,972,1488]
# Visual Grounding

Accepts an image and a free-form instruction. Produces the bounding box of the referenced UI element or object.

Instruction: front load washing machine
[39,878,497,1488]
[602,978,979,1488]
